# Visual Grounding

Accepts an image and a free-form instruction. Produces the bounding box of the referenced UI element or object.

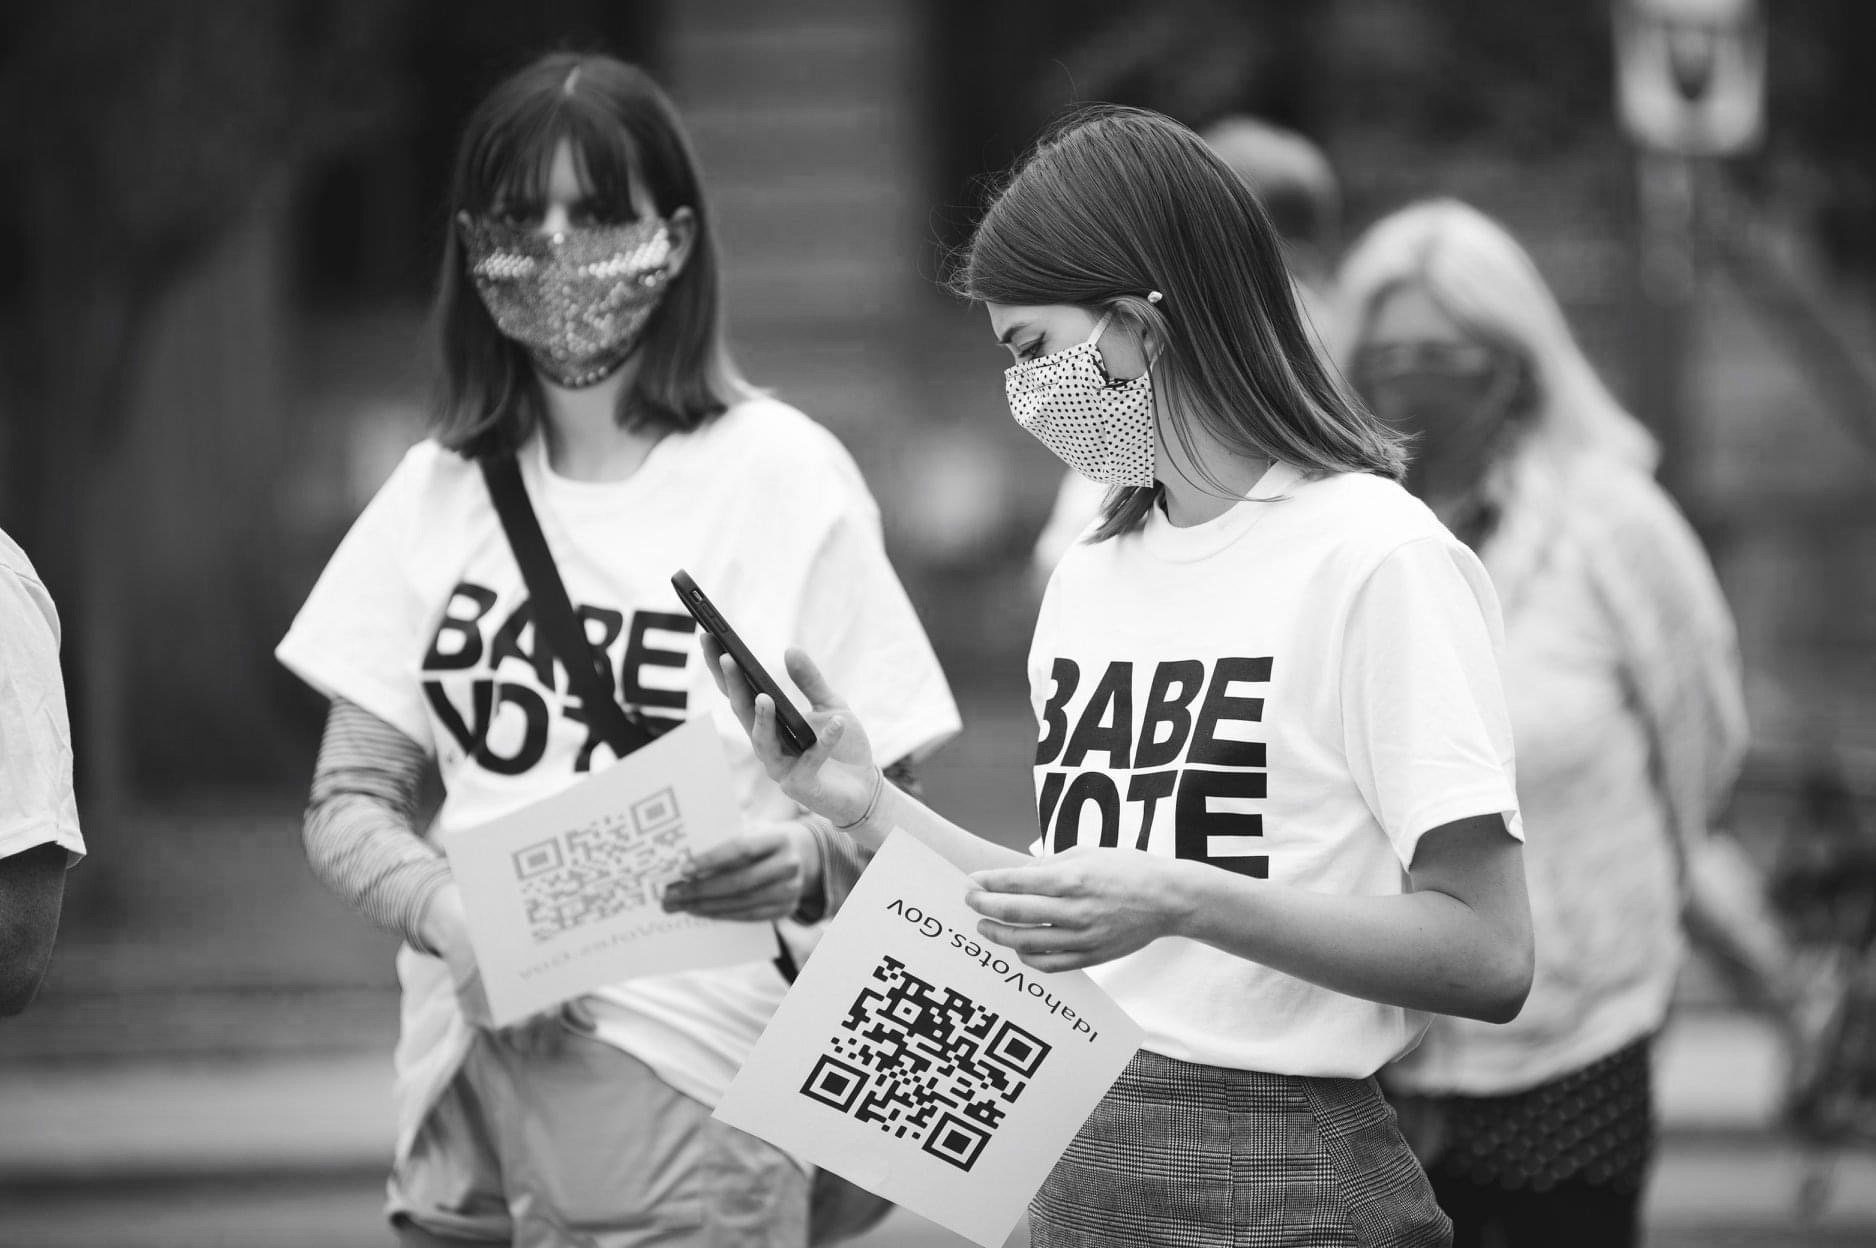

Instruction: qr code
[799,955,1050,1172]
[512,786,692,942]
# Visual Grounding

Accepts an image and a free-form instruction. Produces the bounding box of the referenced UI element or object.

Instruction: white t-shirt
[1029,461,1520,1078]
[277,398,960,1158]
[1388,454,1727,1095]
[0,530,84,867]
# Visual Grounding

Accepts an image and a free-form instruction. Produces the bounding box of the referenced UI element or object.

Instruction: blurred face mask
[1004,313,1157,487]
[460,217,676,388]
[1353,342,1521,498]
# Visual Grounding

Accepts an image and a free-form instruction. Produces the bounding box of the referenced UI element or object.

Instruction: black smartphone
[671,569,818,755]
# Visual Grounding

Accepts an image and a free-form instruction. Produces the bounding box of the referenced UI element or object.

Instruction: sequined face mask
[1004,312,1158,488]
[459,216,676,388]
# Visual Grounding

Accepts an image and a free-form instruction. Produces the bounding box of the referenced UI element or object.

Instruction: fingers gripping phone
[671,569,818,755]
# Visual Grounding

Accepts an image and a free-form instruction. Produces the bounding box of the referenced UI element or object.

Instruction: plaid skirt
[1030,1050,1451,1248]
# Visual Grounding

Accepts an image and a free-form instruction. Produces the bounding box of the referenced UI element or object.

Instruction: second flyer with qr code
[441,718,776,1025]
[714,830,1144,1248]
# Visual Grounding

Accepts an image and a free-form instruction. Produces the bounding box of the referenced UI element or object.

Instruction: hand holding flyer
[714,830,1145,1248]
[441,718,776,1025]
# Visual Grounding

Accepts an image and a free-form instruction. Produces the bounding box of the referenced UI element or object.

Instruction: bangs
[458,89,643,219]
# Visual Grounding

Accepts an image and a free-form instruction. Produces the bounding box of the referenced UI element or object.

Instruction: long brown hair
[1332,199,1657,471]
[430,53,751,457]
[954,106,1402,540]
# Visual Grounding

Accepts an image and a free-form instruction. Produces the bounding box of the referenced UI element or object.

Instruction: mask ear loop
[1141,288,1260,505]
[1089,290,1163,346]
[1130,291,1168,371]
[1092,289,1168,382]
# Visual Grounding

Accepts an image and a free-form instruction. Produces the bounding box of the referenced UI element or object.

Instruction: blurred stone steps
[661,0,925,326]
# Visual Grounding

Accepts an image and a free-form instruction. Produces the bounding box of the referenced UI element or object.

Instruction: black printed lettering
[579,606,626,694]
[622,611,692,713]
[423,583,499,671]
[1189,657,1272,768]
[1063,661,1134,769]
[1126,769,1179,851]
[1037,771,1067,845]
[1135,659,1205,768]
[1034,658,1080,766]
[489,600,555,689]
[425,678,493,755]
[473,681,551,775]
[1174,767,1269,877]
[563,701,608,773]
[1053,772,1122,850]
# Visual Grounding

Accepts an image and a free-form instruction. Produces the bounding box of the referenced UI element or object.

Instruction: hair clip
[1147,290,1164,304]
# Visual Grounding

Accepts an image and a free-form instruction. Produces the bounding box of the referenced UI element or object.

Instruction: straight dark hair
[953,106,1404,541]
[430,53,751,457]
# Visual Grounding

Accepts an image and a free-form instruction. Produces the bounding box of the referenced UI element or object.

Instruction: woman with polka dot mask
[1004,297,1163,487]
[709,105,1532,1247]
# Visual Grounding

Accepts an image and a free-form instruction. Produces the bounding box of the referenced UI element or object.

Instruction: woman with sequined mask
[1334,199,1754,1248]
[275,53,959,1247]
[706,106,1532,1247]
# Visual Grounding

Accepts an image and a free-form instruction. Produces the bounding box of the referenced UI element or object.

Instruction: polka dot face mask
[1004,312,1158,487]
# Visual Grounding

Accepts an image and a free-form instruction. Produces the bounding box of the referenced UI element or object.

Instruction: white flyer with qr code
[441,718,776,1026]
[714,830,1145,1248]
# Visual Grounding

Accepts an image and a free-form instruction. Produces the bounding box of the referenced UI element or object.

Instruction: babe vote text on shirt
[1034,655,1271,877]
[422,581,691,775]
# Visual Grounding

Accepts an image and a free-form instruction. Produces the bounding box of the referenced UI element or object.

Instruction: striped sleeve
[304,698,451,953]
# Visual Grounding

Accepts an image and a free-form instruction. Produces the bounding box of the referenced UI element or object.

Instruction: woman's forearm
[1176,865,1531,1023]
[800,757,930,921]
[306,699,451,952]
[850,779,1034,875]
[306,790,453,951]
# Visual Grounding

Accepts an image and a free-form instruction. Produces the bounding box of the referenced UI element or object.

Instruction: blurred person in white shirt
[1335,198,1771,1248]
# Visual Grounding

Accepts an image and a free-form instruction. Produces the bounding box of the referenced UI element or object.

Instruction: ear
[1122,299,1164,366]
[1138,321,1162,364]
[662,207,699,281]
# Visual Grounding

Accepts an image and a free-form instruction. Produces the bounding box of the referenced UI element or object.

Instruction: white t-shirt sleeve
[275,445,438,751]
[0,566,83,865]
[792,491,961,770]
[1340,535,1522,866]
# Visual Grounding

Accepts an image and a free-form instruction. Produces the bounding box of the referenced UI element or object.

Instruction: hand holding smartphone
[671,569,818,755]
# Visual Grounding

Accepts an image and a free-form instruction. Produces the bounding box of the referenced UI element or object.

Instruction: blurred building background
[2,2,1874,1244]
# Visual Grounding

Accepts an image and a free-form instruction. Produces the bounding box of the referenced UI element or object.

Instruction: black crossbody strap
[480,453,800,983]
[480,454,656,758]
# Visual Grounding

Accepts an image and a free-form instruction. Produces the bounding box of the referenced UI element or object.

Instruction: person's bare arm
[0,842,66,1016]
[703,639,1030,876]
[970,814,1533,1023]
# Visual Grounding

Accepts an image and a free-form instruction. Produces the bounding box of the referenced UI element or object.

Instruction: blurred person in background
[276,53,958,1247]
[1030,114,1340,577]
[1334,198,1783,1247]
[0,527,84,1018]
[712,106,1532,1247]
